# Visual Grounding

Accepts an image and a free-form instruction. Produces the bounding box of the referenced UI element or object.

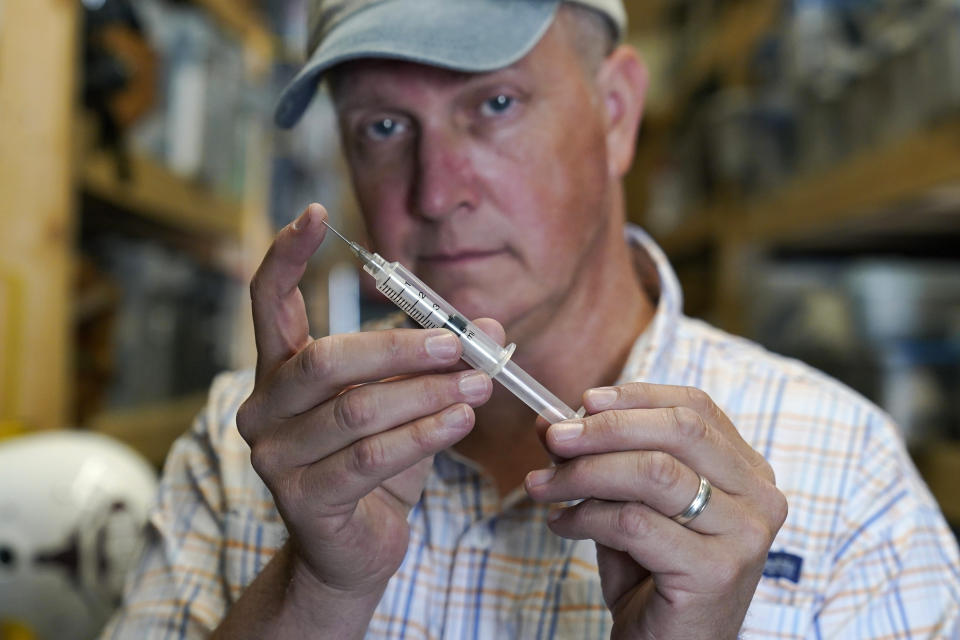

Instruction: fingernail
[425,332,459,360]
[551,420,583,443]
[291,207,312,232]
[586,387,618,409]
[442,404,470,428]
[526,468,555,487]
[458,371,489,398]
[547,509,563,522]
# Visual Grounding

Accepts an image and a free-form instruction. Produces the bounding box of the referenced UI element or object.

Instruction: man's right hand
[236,203,497,604]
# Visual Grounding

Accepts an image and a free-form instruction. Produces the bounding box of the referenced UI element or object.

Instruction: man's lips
[418,249,507,265]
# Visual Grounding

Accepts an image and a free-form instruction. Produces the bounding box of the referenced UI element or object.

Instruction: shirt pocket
[741,550,826,639]
[221,508,289,603]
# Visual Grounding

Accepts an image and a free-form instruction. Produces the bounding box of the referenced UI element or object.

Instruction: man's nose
[412,126,478,221]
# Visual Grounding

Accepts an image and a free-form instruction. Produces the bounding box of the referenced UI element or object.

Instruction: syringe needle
[321,218,374,263]
[321,219,353,245]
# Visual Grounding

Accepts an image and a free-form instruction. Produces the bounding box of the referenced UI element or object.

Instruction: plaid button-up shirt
[102,226,960,639]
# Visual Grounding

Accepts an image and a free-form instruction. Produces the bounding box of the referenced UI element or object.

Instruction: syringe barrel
[366,257,507,376]
[495,360,580,424]
[365,255,579,423]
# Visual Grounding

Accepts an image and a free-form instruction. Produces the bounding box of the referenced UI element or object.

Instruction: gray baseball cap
[274,0,627,129]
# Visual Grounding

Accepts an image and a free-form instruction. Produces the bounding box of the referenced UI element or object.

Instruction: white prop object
[0,431,158,640]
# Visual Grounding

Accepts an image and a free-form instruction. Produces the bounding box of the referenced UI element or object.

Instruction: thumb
[472,317,506,347]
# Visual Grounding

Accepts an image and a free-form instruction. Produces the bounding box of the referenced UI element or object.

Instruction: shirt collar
[616,224,684,386]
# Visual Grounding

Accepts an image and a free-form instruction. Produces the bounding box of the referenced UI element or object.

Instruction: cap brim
[274,0,561,128]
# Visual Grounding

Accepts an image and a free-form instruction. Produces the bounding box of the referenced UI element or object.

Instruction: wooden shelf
[740,118,960,244]
[88,393,208,467]
[81,148,245,241]
[655,117,960,254]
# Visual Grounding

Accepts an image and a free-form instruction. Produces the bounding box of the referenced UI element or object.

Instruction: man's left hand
[524,382,788,640]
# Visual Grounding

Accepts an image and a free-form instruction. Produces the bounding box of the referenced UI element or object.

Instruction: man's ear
[595,46,648,179]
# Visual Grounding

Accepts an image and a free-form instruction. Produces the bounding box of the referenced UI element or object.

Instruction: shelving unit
[645,124,960,334]
[740,117,960,243]
[655,115,960,253]
[628,0,960,330]
[0,0,79,433]
[0,0,275,463]
[627,0,960,525]
[81,146,246,241]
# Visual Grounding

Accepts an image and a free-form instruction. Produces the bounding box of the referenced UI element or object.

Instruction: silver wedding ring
[671,474,712,526]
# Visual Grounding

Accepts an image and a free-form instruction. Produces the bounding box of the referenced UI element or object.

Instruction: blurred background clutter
[624,0,960,536]
[0,0,957,637]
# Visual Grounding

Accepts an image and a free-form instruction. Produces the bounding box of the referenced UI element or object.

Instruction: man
[102,1,960,638]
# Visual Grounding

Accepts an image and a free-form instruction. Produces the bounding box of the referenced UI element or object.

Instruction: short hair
[558,2,617,75]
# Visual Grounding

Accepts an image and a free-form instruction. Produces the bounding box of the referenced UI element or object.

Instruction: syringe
[322,220,582,424]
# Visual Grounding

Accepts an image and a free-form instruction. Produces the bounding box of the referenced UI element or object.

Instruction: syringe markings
[379,282,444,329]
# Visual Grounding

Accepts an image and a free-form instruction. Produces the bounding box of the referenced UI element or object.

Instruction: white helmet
[0,431,158,640]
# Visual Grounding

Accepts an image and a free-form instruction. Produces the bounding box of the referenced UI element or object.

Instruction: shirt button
[470,525,493,550]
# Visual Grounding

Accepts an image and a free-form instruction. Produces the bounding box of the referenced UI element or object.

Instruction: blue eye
[481,94,514,116]
[366,117,403,140]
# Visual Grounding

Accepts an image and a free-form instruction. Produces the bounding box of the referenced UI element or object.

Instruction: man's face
[333,18,618,333]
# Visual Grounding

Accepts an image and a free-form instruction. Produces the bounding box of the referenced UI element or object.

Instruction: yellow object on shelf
[0,265,24,423]
[0,620,39,640]
[0,420,25,441]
